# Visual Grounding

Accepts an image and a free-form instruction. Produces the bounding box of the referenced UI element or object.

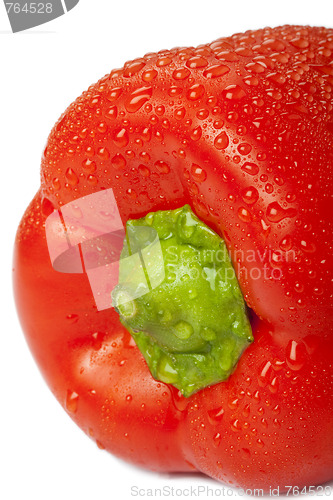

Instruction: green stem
[112,205,253,397]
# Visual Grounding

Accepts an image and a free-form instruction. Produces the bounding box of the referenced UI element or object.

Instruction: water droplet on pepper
[125,86,153,113]
[267,202,297,222]
[66,390,79,413]
[65,168,79,186]
[241,162,259,175]
[214,131,229,150]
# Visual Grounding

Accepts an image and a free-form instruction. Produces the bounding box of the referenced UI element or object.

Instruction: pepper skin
[13,25,333,491]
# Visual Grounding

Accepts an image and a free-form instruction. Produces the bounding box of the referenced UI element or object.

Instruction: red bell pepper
[13,25,333,491]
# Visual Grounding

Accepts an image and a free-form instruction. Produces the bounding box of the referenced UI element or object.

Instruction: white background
[1,1,332,499]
